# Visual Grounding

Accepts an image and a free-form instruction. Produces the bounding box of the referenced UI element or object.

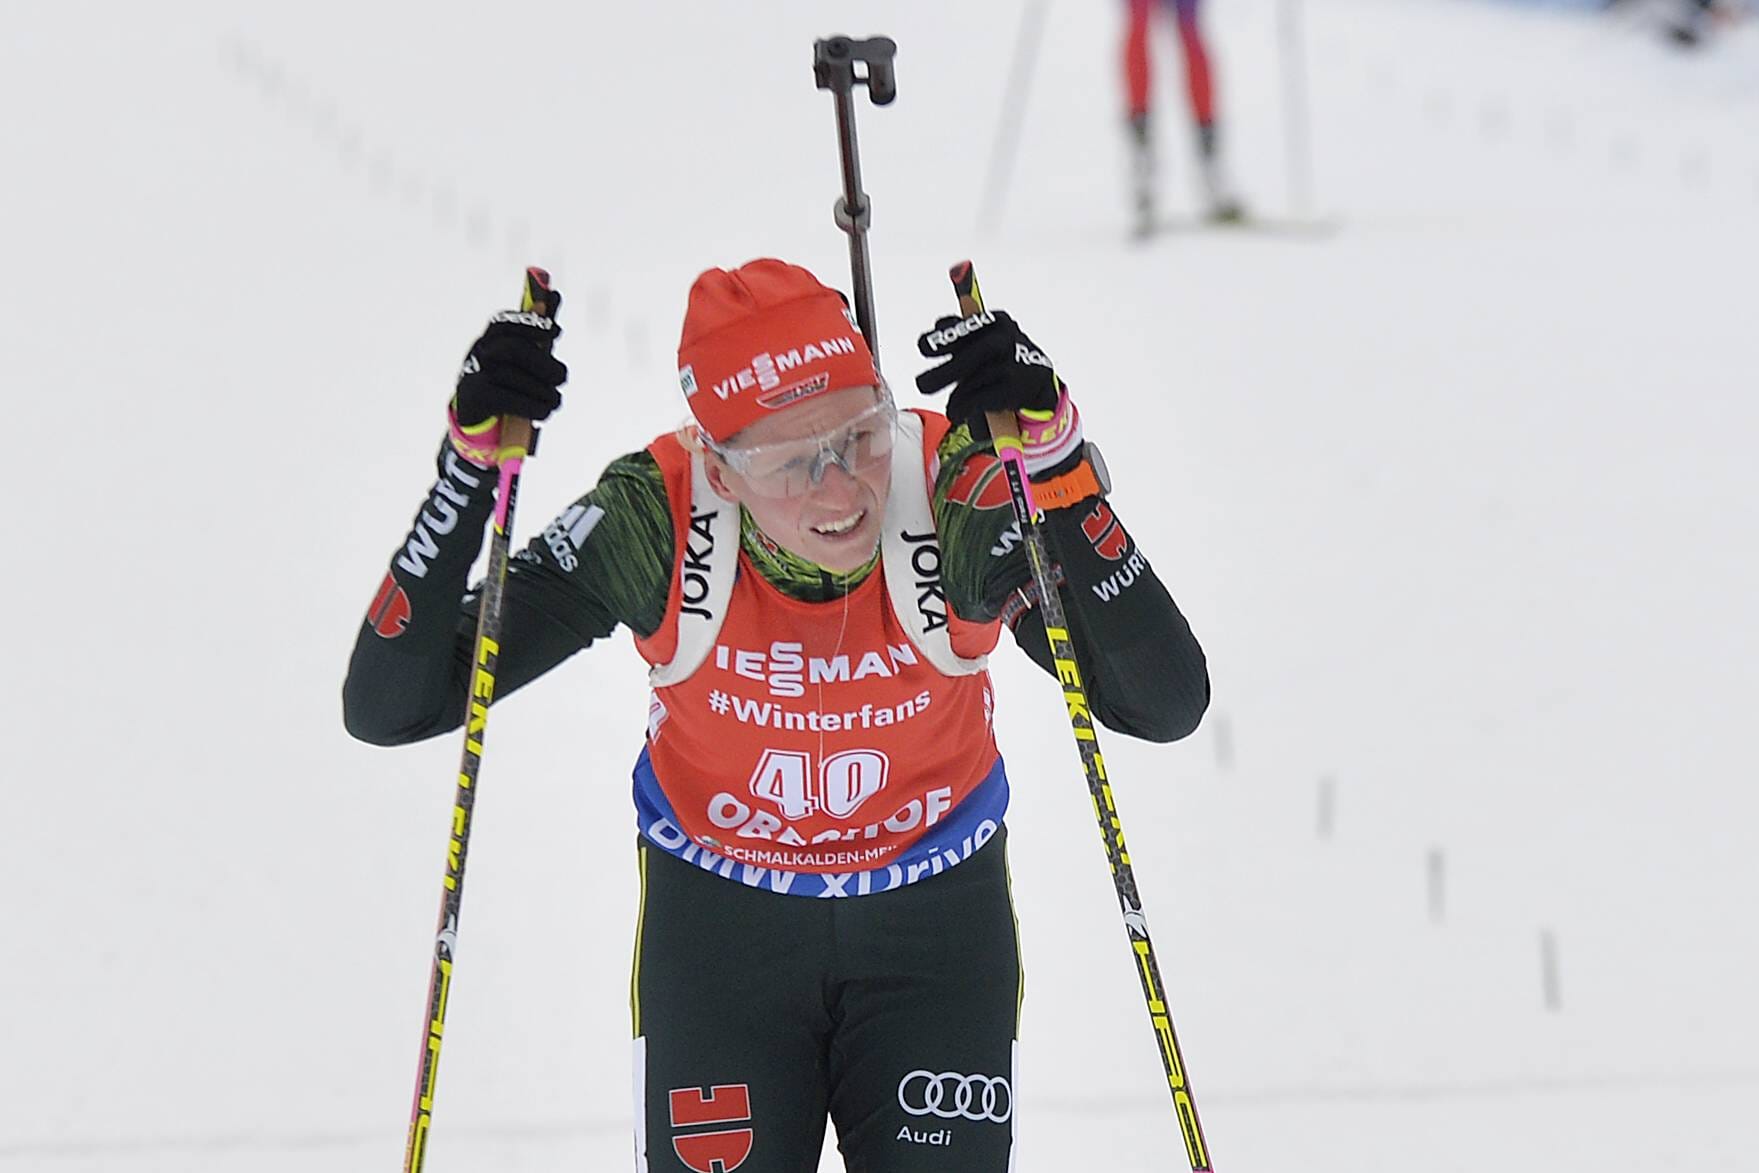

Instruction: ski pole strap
[986,414,1042,521]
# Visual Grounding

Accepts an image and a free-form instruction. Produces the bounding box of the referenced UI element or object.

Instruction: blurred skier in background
[1605,0,1741,47]
[1124,0,1245,233]
[1666,0,1723,45]
[344,258,1210,1170]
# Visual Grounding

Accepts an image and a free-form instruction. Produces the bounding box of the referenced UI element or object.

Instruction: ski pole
[975,0,1049,233]
[813,33,897,365]
[402,267,551,1173]
[950,260,1215,1173]
[1277,0,1316,220]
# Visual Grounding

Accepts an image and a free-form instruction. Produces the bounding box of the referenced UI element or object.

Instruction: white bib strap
[646,453,739,687]
[882,412,988,677]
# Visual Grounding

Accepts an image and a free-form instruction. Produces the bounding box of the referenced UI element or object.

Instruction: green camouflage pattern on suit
[529,421,1023,640]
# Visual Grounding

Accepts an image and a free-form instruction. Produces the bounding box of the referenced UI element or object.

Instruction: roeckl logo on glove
[922,312,995,352]
[1014,344,1052,369]
[487,309,555,331]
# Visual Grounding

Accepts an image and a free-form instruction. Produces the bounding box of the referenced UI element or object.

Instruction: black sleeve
[930,419,1209,745]
[341,443,663,747]
[1001,497,1210,744]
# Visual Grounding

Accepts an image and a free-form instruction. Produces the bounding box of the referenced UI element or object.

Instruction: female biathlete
[344,258,1210,1171]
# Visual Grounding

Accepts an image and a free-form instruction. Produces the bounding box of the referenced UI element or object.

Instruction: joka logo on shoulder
[668,1083,753,1173]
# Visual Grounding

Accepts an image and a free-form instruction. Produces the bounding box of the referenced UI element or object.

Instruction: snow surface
[4,0,1757,1169]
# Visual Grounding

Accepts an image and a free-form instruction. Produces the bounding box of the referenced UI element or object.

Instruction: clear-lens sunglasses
[708,390,899,499]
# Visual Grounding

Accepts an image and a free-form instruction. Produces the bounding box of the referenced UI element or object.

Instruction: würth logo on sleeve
[668,1084,754,1173]
[1080,501,1128,561]
[367,572,411,639]
[396,451,483,579]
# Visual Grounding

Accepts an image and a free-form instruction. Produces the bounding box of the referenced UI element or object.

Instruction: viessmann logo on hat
[709,336,858,404]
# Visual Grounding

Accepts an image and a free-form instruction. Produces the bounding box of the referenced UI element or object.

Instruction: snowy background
[4,0,1756,1169]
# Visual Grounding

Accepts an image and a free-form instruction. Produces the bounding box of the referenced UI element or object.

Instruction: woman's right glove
[448,293,567,467]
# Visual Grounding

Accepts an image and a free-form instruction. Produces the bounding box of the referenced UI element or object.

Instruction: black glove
[452,293,567,426]
[914,310,1060,437]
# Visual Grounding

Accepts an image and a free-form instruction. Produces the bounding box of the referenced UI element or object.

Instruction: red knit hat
[677,258,880,443]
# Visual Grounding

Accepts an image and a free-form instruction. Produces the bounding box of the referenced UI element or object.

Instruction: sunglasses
[709,392,898,499]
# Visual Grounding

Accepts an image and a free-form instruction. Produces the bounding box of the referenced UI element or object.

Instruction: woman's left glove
[914,309,1083,477]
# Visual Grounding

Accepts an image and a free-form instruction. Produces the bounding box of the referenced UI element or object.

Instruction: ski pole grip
[499,416,535,458]
[500,265,554,462]
[947,260,1026,449]
[984,411,1024,445]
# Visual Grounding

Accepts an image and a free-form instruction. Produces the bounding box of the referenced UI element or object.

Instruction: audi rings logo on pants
[897,1070,1012,1123]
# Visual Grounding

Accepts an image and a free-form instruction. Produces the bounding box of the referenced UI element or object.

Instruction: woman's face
[706,386,894,573]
